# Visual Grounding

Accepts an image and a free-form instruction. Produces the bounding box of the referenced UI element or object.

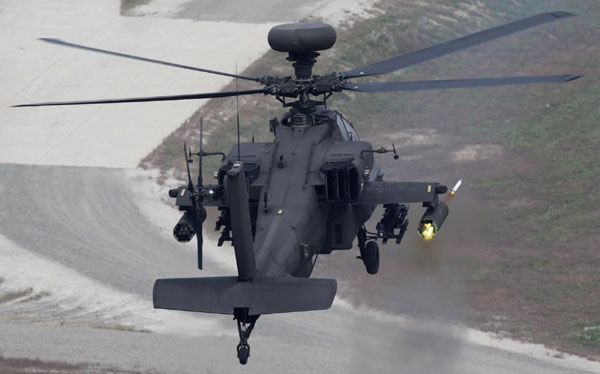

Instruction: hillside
[141,0,600,357]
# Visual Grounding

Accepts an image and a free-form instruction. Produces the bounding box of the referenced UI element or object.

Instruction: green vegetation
[577,328,600,348]
[142,0,600,358]
[120,0,150,15]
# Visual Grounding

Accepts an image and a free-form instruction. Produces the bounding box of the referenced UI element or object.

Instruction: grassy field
[120,0,151,15]
[141,0,600,358]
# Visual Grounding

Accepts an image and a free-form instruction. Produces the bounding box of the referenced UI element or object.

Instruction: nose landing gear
[234,308,259,365]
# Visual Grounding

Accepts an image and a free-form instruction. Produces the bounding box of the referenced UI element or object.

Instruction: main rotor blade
[343,74,581,93]
[341,12,575,79]
[12,89,267,107]
[39,38,260,82]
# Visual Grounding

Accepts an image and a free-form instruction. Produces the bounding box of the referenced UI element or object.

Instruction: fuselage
[220,108,378,278]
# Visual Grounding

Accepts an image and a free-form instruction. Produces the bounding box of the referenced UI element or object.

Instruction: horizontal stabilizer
[153,276,337,315]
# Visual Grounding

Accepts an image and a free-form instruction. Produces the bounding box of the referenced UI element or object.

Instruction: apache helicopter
[15,12,579,364]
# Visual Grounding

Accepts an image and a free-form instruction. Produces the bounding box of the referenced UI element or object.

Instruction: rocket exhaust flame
[419,222,436,241]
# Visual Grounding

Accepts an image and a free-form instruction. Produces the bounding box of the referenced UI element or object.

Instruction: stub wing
[357,181,447,204]
[171,186,223,207]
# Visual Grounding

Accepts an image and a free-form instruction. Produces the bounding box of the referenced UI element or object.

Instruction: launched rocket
[449,178,463,196]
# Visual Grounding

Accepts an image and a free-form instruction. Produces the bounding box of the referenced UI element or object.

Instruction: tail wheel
[237,343,250,365]
[364,241,379,275]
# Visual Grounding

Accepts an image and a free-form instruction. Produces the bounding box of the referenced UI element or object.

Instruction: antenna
[235,63,241,161]
[198,117,203,187]
[183,143,193,190]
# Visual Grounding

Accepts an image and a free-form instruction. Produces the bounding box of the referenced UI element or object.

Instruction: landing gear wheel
[364,241,379,275]
[237,342,250,365]
[234,308,259,365]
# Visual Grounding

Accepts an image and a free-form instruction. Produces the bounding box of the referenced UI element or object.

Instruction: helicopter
[14,12,579,365]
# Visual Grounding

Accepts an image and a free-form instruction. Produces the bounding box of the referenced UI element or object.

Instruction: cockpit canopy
[335,112,359,141]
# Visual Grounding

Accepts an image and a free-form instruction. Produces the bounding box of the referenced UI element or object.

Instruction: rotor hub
[287,51,319,80]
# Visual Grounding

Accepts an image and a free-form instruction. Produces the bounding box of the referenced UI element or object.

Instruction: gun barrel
[173,212,196,243]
